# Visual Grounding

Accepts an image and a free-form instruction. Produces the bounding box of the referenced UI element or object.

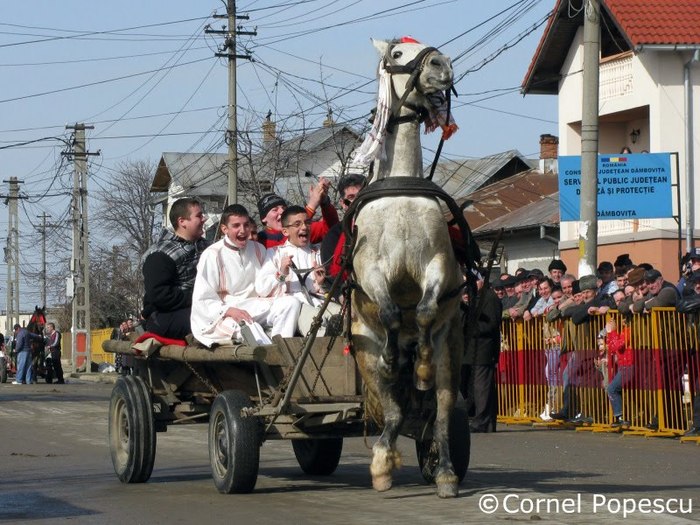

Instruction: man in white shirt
[190,204,301,347]
[256,205,341,336]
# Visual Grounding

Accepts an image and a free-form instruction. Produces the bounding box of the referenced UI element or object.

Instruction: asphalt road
[0,378,698,524]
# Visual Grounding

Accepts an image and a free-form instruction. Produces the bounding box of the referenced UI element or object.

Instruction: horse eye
[392,50,402,59]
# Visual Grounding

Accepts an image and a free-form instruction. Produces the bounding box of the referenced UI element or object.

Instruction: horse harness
[339,177,480,311]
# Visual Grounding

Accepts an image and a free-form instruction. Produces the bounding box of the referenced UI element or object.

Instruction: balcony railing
[600,53,633,102]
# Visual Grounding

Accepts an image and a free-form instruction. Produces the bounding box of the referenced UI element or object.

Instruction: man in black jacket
[141,197,209,339]
[461,273,503,433]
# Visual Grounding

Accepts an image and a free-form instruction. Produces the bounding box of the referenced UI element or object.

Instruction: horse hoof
[372,474,393,492]
[436,473,459,498]
[436,482,458,498]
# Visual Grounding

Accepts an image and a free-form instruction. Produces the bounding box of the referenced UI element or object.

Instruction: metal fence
[497,308,698,437]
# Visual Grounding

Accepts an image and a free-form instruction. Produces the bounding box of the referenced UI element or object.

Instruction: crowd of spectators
[488,249,700,436]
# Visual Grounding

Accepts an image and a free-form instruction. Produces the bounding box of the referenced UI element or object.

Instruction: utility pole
[36,212,50,307]
[3,177,23,335]
[579,0,601,277]
[65,124,98,372]
[206,1,256,205]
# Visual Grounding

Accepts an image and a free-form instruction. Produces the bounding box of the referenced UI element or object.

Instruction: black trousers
[461,364,498,432]
[144,309,191,340]
[50,350,64,383]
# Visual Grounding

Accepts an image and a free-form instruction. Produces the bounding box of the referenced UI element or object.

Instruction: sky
[0,0,558,309]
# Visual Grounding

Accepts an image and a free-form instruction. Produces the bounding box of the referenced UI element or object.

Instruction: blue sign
[558,153,673,221]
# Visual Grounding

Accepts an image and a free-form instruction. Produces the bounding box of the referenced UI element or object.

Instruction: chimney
[262,111,276,143]
[539,133,558,173]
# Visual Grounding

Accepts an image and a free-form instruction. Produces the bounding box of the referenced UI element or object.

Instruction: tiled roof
[606,0,700,46]
[522,0,700,94]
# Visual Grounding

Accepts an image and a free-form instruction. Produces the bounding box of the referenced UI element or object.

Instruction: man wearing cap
[505,271,534,319]
[257,178,339,249]
[596,261,617,299]
[461,272,502,433]
[491,278,506,301]
[500,275,518,310]
[548,259,567,284]
[631,269,679,313]
[677,247,700,296]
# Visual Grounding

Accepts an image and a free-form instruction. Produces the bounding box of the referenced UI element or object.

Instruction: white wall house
[522,0,700,279]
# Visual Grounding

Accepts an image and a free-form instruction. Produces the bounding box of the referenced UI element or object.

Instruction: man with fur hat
[548,259,567,284]
[257,177,339,248]
[614,253,634,274]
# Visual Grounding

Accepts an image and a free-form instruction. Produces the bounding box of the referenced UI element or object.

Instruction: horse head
[372,37,454,113]
[352,37,457,171]
[28,305,47,334]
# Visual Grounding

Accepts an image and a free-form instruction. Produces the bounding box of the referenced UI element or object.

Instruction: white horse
[350,38,465,498]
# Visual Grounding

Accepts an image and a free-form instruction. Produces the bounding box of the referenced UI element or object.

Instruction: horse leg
[433,317,462,498]
[370,375,404,492]
[414,287,437,390]
[361,272,402,381]
[415,258,451,390]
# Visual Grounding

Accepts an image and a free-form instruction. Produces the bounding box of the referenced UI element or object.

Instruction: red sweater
[606,327,634,366]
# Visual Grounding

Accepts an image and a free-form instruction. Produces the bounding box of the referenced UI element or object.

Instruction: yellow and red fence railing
[496,308,699,438]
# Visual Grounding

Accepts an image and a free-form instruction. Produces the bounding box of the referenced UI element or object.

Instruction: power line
[0,57,212,105]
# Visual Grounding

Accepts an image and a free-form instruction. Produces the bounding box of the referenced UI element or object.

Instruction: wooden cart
[104,333,469,494]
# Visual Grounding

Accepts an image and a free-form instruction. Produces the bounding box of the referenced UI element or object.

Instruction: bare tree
[90,159,164,327]
[93,160,162,257]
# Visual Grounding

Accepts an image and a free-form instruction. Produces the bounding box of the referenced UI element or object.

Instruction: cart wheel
[208,390,260,494]
[292,438,343,475]
[109,376,156,483]
[415,406,470,484]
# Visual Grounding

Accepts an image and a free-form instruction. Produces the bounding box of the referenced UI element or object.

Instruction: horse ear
[371,38,389,57]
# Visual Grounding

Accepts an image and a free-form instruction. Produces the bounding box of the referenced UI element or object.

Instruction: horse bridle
[381,45,456,180]
[383,46,441,126]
